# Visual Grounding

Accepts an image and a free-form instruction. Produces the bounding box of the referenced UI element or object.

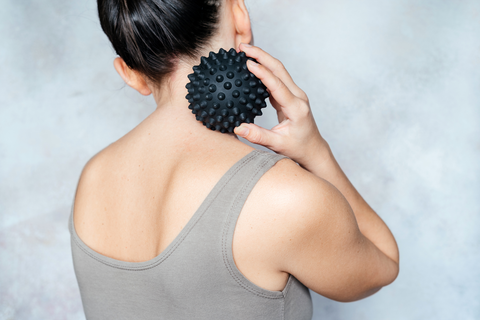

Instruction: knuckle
[273,58,284,70]
[303,93,309,103]
[297,89,308,100]
[249,130,262,144]
[271,77,284,93]
[296,101,311,118]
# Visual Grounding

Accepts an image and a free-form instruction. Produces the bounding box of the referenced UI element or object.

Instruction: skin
[73,0,399,302]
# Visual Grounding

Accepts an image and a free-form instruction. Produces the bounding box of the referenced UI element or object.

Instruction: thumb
[234,123,277,148]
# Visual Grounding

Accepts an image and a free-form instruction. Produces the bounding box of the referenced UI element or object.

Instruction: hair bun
[185,48,269,133]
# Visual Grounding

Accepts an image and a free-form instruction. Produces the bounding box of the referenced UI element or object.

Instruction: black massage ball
[185,48,269,133]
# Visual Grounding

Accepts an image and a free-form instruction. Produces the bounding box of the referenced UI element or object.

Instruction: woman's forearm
[298,142,400,264]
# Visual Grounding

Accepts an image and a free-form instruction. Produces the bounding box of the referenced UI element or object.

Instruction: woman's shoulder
[75,142,122,190]
[77,124,147,180]
[238,153,335,249]
[72,137,143,235]
[255,155,333,215]
[72,144,118,222]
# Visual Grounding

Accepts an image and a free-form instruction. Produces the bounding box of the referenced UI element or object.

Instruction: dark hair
[98,0,221,84]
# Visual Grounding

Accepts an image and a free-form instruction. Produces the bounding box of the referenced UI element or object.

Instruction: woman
[69,0,399,319]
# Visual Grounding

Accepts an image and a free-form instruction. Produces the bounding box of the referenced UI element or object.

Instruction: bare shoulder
[248,155,342,243]
[74,135,137,204]
[75,143,119,198]
[249,156,398,301]
[251,154,340,227]
[72,144,121,242]
[251,156,334,217]
[238,155,335,263]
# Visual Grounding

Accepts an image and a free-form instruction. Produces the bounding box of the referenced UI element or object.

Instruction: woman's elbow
[337,262,400,303]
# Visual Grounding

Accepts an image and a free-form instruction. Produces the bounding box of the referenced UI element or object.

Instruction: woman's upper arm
[270,160,399,302]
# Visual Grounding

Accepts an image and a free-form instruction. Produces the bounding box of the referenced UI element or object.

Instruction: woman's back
[72,111,305,292]
[70,113,315,318]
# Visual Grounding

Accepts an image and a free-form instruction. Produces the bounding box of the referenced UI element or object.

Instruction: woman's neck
[144,59,240,145]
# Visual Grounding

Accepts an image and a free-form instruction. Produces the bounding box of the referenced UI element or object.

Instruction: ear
[232,0,252,49]
[113,57,152,96]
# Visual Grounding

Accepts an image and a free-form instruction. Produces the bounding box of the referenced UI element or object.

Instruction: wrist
[297,138,334,175]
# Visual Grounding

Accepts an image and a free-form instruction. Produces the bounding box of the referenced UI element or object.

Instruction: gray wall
[1,0,479,319]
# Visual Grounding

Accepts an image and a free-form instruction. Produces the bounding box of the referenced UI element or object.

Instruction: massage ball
[185,48,269,133]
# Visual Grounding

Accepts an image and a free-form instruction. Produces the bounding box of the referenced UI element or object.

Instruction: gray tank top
[69,149,313,320]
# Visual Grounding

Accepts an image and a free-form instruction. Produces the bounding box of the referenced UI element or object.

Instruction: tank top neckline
[69,149,264,270]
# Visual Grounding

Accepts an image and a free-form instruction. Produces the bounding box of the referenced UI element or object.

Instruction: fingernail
[242,43,252,48]
[247,59,258,67]
[236,125,249,136]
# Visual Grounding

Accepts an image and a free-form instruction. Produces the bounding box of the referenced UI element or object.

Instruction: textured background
[1,0,479,319]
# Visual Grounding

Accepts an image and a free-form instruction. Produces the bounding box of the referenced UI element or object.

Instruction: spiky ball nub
[185,48,269,133]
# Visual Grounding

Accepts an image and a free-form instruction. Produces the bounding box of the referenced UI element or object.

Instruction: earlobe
[232,0,252,49]
[137,82,152,96]
[113,57,132,86]
[113,57,152,96]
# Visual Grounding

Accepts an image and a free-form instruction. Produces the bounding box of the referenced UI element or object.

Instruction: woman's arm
[234,43,399,300]
[298,143,399,265]
[263,161,400,301]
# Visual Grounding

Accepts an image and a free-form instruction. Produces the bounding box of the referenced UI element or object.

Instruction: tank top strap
[188,149,289,250]
[219,149,289,237]
[197,149,289,230]
[201,148,289,297]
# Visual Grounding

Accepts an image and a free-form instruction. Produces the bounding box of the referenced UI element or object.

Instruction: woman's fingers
[245,59,300,117]
[232,44,326,168]
[234,122,282,151]
[239,43,307,101]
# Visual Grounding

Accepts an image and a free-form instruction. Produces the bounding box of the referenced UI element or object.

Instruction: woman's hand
[234,43,330,168]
